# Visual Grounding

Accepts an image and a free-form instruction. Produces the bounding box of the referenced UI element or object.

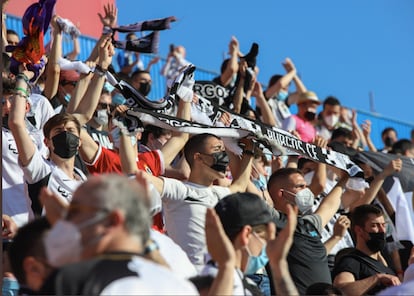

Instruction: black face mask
[366,232,386,253]
[138,82,151,96]
[2,115,9,129]
[304,111,316,121]
[52,131,80,159]
[384,136,394,147]
[203,151,230,173]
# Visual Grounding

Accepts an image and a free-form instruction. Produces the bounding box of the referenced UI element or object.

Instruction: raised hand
[98,3,118,28]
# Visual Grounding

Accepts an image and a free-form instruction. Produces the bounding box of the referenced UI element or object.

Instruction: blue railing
[6,14,413,148]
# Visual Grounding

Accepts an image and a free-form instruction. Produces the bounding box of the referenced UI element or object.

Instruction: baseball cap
[59,69,80,84]
[214,192,273,239]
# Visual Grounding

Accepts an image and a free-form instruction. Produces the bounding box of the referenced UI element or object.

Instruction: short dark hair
[381,127,397,138]
[183,133,220,168]
[268,167,303,191]
[43,113,81,139]
[6,29,19,37]
[331,127,353,142]
[351,204,383,231]
[323,96,341,108]
[131,69,150,80]
[267,74,283,88]
[141,125,171,145]
[390,139,413,155]
[2,76,16,94]
[8,217,51,284]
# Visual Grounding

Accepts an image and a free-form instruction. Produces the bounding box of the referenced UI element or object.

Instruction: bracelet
[94,64,107,77]
[15,87,29,97]
[102,26,113,35]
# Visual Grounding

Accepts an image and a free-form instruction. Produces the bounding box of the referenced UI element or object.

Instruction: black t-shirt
[273,211,331,295]
[332,248,396,295]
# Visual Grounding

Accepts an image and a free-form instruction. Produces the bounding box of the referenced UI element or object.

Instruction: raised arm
[159,75,193,165]
[349,159,402,211]
[88,3,117,63]
[252,81,277,126]
[315,171,349,228]
[308,137,327,196]
[267,204,299,296]
[283,58,307,94]
[8,70,37,167]
[65,33,80,61]
[43,15,62,100]
[324,215,351,254]
[205,208,236,296]
[264,58,296,100]
[361,120,377,152]
[219,36,240,87]
[74,38,113,124]
[228,138,254,193]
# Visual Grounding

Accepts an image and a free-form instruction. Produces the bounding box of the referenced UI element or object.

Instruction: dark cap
[214,192,273,239]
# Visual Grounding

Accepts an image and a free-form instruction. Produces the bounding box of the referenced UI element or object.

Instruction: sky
[116,0,414,127]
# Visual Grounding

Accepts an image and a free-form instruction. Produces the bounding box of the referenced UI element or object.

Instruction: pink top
[292,114,316,143]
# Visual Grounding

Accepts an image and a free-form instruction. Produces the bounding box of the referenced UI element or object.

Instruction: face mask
[303,171,315,186]
[244,234,269,275]
[52,131,79,159]
[384,136,394,147]
[2,277,19,296]
[44,213,108,267]
[304,111,316,121]
[112,93,126,105]
[285,188,315,215]
[205,151,230,173]
[94,109,109,126]
[64,93,71,103]
[252,174,267,191]
[276,90,288,101]
[138,82,151,96]
[324,114,339,128]
[365,231,386,253]
[110,127,137,150]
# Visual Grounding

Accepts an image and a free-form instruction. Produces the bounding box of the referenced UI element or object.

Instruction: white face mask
[324,114,339,128]
[44,213,107,267]
[285,188,315,215]
[94,109,109,126]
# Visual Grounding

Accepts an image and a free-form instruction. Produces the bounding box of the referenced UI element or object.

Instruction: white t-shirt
[2,95,54,226]
[97,256,198,295]
[201,264,254,296]
[21,148,86,205]
[150,229,198,279]
[2,128,36,226]
[161,177,231,271]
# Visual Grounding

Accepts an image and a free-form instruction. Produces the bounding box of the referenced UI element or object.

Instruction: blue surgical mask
[252,174,267,191]
[2,277,19,296]
[276,90,288,101]
[112,93,126,105]
[245,237,268,275]
[64,93,71,103]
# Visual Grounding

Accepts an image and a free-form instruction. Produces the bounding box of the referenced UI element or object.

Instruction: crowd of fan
[2,1,414,295]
